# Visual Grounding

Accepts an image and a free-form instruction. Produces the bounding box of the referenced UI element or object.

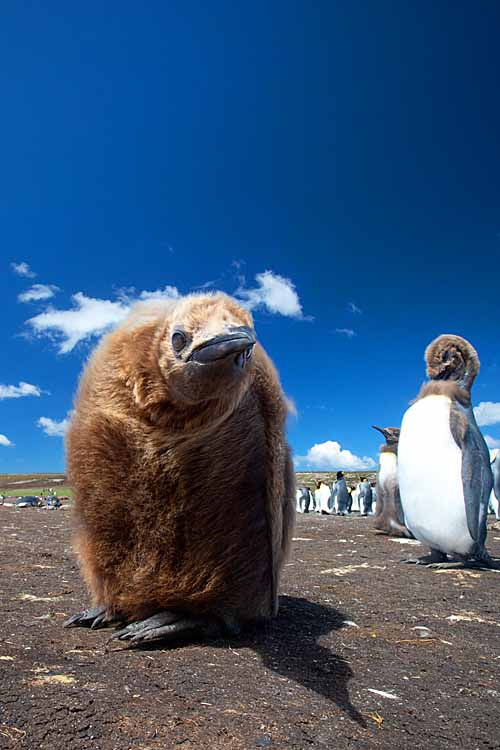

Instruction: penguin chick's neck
[417,379,470,406]
[379,451,397,484]
[380,443,398,455]
[142,385,250,446]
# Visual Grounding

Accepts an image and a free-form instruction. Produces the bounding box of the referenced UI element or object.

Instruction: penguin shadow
[243,595,366,726]
[124,596,365,726]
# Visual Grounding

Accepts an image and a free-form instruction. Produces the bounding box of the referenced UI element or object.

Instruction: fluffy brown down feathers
[424,334,479,391]
[66,293,295,625]
[373,427,411,538]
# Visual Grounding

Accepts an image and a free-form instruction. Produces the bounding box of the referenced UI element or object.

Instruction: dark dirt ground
[1,508,500,750]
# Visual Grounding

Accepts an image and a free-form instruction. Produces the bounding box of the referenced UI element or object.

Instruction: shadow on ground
[124,595,365,726]
[247,596,366,726]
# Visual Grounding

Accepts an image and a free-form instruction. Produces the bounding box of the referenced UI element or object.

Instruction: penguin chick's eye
[172,331,187,353]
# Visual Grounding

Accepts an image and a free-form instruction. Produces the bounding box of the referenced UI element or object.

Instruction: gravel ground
[1,507,500,750]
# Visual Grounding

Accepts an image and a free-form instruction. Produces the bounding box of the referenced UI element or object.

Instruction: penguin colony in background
[64,293,295,644]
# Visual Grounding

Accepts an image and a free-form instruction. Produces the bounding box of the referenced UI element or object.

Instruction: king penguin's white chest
[398,395,474,556]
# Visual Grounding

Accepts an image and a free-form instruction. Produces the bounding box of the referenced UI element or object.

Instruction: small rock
[412,626,432,638]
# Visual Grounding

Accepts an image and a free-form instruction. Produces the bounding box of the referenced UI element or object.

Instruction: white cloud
[485,435,500,450]
[474,402,500,427]
[0,434,13,447]
[138,286,180,301]
[348,302,362,314]
[11,261,36,278]
[296,440,376,471]
[0,382,42,400]
[26,286,181,354]
[37,416,70,437]
[18,284,59,303]
[336,328,356,338]
[27,293,131,353]
[236,270,307,318]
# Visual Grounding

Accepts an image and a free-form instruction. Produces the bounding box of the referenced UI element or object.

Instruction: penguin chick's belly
[379,452,397,487]
[398,395,474,556]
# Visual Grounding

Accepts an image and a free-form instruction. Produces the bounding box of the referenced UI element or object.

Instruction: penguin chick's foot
[63,606,120,630]
[108,610,241,646]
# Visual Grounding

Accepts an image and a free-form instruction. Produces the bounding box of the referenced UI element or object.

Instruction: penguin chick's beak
[188,327,256,368]
[372,425,386,437]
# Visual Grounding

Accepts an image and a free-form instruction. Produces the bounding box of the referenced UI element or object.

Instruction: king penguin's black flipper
[459,406,493,548]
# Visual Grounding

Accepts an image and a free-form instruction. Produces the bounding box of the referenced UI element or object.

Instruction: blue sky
[1,1,500,473]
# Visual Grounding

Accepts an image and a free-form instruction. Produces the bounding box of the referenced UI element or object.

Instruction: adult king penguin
[398,334,496,568]
[372,426,411,537]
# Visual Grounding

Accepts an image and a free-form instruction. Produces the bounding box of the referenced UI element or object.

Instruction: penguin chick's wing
[252,345,295,615]
[450,402,492,543]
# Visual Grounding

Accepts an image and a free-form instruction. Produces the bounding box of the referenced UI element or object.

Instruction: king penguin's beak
[372,425,385,436]
[188,326,256,367]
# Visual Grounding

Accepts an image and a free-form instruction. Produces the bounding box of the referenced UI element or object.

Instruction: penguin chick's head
[158,292,256,405]
[425,334,480,390]
[372,425,400,447]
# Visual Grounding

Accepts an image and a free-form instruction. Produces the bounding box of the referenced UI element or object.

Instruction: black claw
[63,613,83,628]
[63,606,108,629]
[90,612,109,629]
[108,625,136,642]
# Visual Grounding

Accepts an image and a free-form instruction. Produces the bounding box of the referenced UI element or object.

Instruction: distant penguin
[295,488,304,513]
[358,477,374,516]
[350,485,361,513]
[332,471,350,515]
[489,450,500,520]
[307,486,318,512]
[372,426,411,537]
[346,486,355,513]
[315,478,332,514]
[296,486,312,513]
[398,334,495,567]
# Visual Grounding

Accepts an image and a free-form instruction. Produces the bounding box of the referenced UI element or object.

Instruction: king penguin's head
[158,292,256,405]
[425,334,480,391]
[372,425,400,447]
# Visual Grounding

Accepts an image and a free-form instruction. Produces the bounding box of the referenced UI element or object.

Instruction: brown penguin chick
[372,426,412,538]
[64,292,295,645]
